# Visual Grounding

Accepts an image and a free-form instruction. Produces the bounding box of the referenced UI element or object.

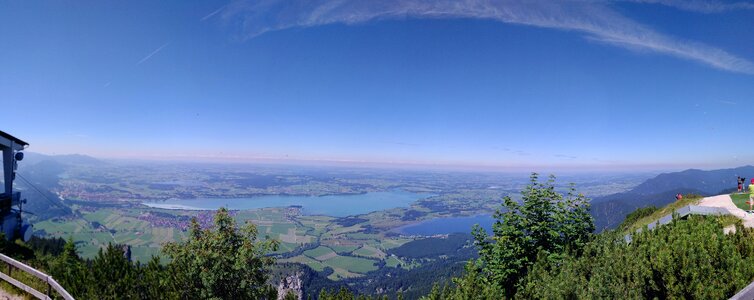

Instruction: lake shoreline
[141,190,432,217]
[391,214,495,236]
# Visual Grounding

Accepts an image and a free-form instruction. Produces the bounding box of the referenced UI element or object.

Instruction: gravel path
[698,194,754,228]
[0,289,23,300]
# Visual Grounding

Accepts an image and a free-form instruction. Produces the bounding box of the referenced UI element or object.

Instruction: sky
[1,0,753,171]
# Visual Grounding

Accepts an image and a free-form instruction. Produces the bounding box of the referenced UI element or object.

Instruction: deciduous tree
[163,207,279,299]
[470,173,594,297]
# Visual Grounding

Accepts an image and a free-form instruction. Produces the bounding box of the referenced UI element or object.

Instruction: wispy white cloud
[717,100,738,105]
[615,0,754,13]
[387,141,421,147]
[555,154,578,159]
[136,42,170,65]
[221,0,754,75]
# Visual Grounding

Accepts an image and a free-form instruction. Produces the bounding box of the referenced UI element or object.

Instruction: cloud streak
[136,42,170,65]
[615,0,754,13]
[202,5,228,21]
[221,0,754,75]
[717,100,738,105]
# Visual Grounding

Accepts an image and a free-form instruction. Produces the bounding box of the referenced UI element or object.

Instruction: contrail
[136,42,170,65]
[202,5,227,21]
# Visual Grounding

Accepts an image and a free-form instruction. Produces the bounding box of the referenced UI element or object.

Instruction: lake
[396,214,495,235]
[142,190,430,217]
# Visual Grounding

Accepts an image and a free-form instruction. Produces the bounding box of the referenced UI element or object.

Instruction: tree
[519,215,754,299]
[470,173,594,297]
[45,238,168,299]
[162,207,279,299]
[48,237,90,298]
[422,262,503,300]
[318,286,379,300]
[138,256,173,299]
[90,243,139,299]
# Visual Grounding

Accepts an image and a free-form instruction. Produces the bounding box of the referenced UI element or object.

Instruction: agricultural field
[33,203,427,277]
[27,158,527,278]
[34,208,183,261]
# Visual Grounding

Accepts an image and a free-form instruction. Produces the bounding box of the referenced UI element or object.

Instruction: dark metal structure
[0,131,74,299]
[0,130,31,241]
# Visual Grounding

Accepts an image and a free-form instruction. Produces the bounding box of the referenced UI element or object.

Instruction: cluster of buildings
[137,210,237,231]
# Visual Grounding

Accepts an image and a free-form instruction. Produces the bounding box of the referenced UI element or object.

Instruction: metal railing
[0,253,73,300]
[731,280,754,300]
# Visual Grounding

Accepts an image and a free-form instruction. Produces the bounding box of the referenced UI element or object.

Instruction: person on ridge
[675,193,683,201]
[738,176,742,193]
[738,176,746,193]
[749,179,754,210]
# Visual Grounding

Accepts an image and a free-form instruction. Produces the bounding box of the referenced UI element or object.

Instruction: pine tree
[520,215,754,299]
[48,237,90,298]
[90,243,138,299]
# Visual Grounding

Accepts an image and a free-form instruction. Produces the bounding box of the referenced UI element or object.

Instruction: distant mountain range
[591,166,754,230]
[22,152,105,166]
[13,153,104,221]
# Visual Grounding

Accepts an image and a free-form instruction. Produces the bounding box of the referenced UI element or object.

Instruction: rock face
[277,272,303,300]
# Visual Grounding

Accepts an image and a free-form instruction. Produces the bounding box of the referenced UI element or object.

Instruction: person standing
[749,179,754,212]
[738,176,746,193]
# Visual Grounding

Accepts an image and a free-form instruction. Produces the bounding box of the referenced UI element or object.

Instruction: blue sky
[1,0,753,171]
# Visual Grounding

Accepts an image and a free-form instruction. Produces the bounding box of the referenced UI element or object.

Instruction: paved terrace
[697,194,754,228]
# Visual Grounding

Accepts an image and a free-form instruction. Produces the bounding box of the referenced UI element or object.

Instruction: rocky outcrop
[277,272,303,300]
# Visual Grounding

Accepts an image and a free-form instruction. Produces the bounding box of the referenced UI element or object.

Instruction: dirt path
[698,194,754,228]
[0,289,23,300]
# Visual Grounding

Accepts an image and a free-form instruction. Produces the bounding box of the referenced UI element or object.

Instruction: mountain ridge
[591,165,754,230]
[22,152,105,166]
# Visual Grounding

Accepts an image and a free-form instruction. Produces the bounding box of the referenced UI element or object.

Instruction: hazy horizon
[21,150,747,174]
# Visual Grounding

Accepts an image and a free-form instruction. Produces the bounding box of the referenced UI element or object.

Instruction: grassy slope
[625,195,703,233]
[730,193,753,210]
[624,194,746,233]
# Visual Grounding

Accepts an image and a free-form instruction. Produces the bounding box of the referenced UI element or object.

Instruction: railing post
[46,276,51,298]
[6,262,10,277]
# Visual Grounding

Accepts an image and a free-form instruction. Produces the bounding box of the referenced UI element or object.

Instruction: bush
[520,215,754,299]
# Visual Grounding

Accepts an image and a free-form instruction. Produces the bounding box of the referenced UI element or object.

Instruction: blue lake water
[396,215,495,235]
[142,190,430,217]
